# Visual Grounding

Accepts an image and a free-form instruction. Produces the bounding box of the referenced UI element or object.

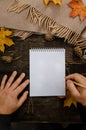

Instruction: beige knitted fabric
[0,0,86,61]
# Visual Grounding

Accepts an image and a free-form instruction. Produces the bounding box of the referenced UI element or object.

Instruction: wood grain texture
[0,34,86,123]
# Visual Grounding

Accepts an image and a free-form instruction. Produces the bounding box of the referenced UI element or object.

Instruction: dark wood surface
[0,34,86,124]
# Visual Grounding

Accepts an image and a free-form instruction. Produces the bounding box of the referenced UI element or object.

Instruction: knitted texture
[0,0,86,61]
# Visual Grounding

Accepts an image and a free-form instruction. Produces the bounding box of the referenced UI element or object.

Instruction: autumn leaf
[0,28,14,52]
[59,90,77,107]
[1,55,13,63]
[64,98,77,107]
[64,97,77,107]
[44,0,62,6]
[68,0,86,21]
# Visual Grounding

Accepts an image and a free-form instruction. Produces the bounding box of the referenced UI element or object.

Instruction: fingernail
[22,73,25,77]
[4,74,7,78]
[26,91,29,95]
[27,79,30,82]
[13,71,17,74]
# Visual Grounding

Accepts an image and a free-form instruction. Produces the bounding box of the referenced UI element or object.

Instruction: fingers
[14,79,29,96]
[0,75,7,89]
[66,73,86,84]
[10,73,26,90]
[5,71,17,88]
[17,91,28,108]
[67,80,80,100]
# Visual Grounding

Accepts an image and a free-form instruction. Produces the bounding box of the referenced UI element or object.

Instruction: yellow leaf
[0,28,14,53]
[0,39,5,45]
[0,28,12,38]
[3,29,12,36]
[4,38,14,47]
[0,44,5,52]
[44,0,62,6]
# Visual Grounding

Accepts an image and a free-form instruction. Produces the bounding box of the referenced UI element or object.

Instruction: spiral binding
[30,48,65,53]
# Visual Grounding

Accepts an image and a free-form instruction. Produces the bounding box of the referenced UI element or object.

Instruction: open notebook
[29,48,65,97]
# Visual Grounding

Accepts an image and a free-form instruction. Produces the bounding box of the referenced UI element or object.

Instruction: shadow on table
[11,123,86,130]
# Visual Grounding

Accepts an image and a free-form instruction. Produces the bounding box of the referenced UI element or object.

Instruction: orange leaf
[64,97,77,107]
[64,90,77,107]
[58,90,77,108]
[68,0,86,21]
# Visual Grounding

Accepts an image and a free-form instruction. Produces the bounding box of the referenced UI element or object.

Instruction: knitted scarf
[0,0,86,61]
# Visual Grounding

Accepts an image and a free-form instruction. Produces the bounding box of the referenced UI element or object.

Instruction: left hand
[0,71,29,115]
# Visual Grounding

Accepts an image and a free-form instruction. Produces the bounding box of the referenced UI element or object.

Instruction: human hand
[0,71,29,115]
[66,73,86,106]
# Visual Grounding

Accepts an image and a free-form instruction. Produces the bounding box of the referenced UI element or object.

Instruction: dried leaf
[44,0,62,6]
[58,96,65,98]
[64,90,77,107]
[58,90,77,107]
[45,33,54,41]
[1,56,13,63]
[0,28,14,52]
[68,0,86,21]
[0,44,5,53]
[64,97,77,107]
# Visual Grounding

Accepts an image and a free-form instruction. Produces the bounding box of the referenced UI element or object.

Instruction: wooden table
[0,34,86,125]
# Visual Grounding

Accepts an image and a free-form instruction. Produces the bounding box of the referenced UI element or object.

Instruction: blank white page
[29,48,65,97]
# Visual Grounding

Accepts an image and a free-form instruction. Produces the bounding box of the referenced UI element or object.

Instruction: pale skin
[66,73,86,106]
[0,71,86,116]
[0,71,29,115]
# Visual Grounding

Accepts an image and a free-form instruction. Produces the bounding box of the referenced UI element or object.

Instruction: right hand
[66,73,86,106]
